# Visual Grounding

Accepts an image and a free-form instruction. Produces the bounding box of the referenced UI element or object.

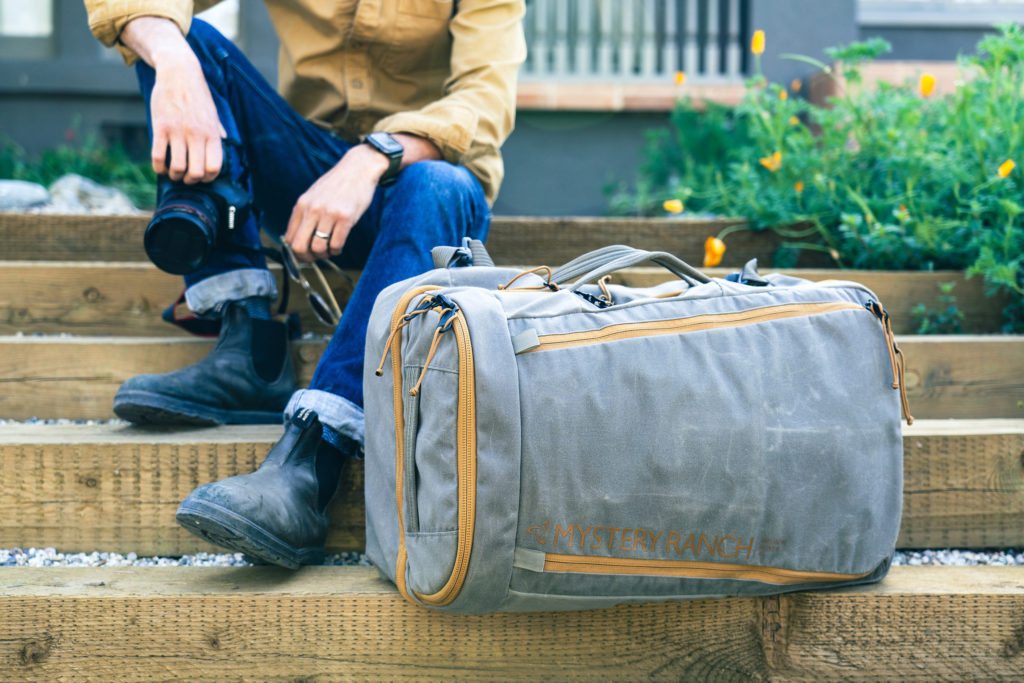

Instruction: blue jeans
[135,19,491,449]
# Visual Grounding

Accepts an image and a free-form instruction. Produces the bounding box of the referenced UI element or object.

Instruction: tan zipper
[382,285,440,604]
[414,309,476,606]
[379,289,477,607]
[541,552,873,585]
[521,301,864,353]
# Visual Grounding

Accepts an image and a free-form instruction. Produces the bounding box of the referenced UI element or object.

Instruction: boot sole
[176,498,324,570]
[114,390,284,426]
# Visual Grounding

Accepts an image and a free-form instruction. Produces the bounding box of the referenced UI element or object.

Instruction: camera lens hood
[144,203,217,275]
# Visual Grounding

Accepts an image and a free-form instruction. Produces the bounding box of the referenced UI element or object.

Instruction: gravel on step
[0,547,370,568]
[0,418,131,426]
[1,547,1021,568]
[893,548,1024,567]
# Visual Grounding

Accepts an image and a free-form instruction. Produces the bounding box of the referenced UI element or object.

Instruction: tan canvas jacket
[85,0,526,203]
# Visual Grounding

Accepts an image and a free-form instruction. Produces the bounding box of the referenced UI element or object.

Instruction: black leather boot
[176,408,349,568]
[113,300,295,425]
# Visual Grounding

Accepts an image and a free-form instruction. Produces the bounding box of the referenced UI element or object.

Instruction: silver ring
[314,230,332,240]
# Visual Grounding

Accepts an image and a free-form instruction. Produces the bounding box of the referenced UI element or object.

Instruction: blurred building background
[1,0,1022,215]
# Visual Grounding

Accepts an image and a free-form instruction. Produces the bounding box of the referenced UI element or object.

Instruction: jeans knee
[395,161,484,209]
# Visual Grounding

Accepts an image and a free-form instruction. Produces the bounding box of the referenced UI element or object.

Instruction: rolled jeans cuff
[185,268,279,315]
[285,389,365,452]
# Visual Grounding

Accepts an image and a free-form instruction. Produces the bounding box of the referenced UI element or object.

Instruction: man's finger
[167,137,188,181]
[290,207,321,262]
[203,138,223,183]
[310,217,333,260]
[285,198,306,243]
[328,224,346,257]
[183,136,208,184]
[151,134,169,175]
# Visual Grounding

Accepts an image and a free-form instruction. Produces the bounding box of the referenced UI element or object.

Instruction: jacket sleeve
[371,0,526,166]
[84,0,223,65]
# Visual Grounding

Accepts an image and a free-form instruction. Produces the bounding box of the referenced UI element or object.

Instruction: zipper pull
[865,301,914,425]
[409,297,459,396]
[374,296,436,377]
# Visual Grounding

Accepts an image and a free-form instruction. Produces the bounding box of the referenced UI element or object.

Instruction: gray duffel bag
[363,242,911,613]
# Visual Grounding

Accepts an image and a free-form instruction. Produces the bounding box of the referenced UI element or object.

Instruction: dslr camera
[144,157,252,275]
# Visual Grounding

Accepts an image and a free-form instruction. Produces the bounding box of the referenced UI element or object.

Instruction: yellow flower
[779,90,788,101]
[704,237,726,267]
[794,180,804,194]
[919,73,936,97]
[674,71,686,86]
[759,151,782,172]
[998,159,1016,178]
[788,115,800,126]
[663,198,684,214]
[790,79,802,93]
[751,30,765,56]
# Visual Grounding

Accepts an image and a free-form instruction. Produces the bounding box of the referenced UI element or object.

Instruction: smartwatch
[364,132,404,186]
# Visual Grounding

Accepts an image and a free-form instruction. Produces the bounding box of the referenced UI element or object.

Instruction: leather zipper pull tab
[409,299,459,396]
[375,296,435,376]
[865,301,914,425]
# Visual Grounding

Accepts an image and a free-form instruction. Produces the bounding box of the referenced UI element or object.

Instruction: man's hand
[285,134,441,262]
[121,17,226,184]
[284,145,388,262]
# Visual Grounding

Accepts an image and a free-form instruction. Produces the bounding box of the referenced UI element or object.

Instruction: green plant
[911,282,965,334]
[615,25,1024,331]
[0,127,156,208]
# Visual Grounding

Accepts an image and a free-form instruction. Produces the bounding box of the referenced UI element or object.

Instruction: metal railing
[521,0,750,82]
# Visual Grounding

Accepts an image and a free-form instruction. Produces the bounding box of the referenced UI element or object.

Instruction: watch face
[368,132,403,156]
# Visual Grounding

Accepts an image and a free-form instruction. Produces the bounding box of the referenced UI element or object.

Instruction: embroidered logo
[526,522,549,545]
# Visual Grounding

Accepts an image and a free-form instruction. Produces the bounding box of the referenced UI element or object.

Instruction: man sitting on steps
[84,0,525,568]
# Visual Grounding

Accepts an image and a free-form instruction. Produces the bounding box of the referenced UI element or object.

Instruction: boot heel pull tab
[291,408,318,429]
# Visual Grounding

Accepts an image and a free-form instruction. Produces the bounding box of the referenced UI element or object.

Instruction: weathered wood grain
[0,262,1007,335]
[0,335,1018,420]
[0,566,1020,681]
[0,421,1019,555]
[0,261,354,336]
[0,213,797,267]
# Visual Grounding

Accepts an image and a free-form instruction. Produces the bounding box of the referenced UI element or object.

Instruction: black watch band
[364,132,404,186]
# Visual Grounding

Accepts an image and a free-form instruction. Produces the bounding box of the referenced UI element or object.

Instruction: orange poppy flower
[704,237,726,267]
[759,151,782,172]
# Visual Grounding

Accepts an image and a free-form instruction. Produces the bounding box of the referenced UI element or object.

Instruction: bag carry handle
[558,246,712,291]
[550,245,641,284]
[431,238,494,269]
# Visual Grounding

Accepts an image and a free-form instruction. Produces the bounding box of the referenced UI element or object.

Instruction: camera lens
[144,195,220,275]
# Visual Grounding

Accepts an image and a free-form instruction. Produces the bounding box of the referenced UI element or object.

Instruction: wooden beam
[0,262,1008,336]
[0,566,1020,681]
[0,425,361,556]
[0,261,354,337]
[0,421,1019,555]
[0,335,1018,420]
[0,213,807,267]
[900,419,1024,548]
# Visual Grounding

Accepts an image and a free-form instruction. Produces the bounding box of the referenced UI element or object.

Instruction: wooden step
[0,565,1021,681]
[1,213,771,267]
[0,261,1007,336]
[1,420,1019,555]
[0,335,1019,421]
[0,261,354,337]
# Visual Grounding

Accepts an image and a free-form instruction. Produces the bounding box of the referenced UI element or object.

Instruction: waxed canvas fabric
[363,245,904,614]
